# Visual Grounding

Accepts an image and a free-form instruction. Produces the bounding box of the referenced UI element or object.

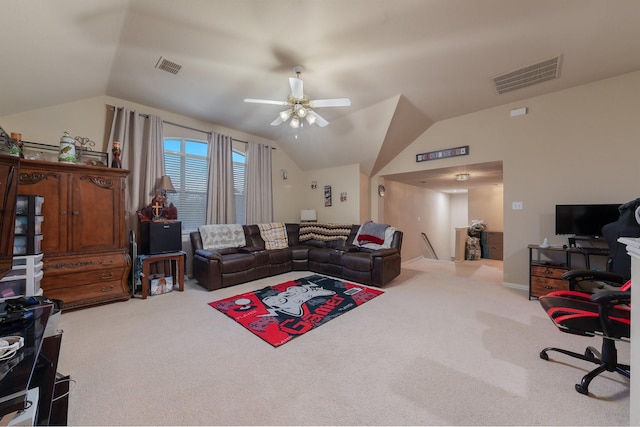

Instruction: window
[163,138,246,233]
[164,138,208,233]
[233,151,246,225]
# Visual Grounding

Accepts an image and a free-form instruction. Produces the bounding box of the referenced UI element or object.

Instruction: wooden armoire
[18,159,130,310]
[0,155,20,279]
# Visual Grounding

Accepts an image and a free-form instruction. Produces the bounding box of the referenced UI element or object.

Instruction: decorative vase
[58,132,77,164]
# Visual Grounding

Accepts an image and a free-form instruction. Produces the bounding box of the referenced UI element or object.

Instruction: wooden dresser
[0,155,20,279]
[18,159,130,310]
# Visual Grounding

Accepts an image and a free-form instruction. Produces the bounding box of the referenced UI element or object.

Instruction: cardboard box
[150,276,173,296]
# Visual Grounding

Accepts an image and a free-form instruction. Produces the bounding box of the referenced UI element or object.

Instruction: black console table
[0,301,68,425]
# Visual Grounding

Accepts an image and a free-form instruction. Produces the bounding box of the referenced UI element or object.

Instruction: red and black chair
[539,278,631,395]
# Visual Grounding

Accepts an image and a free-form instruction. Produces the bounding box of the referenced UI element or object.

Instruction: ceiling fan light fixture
[455,173,470,182]
[279,109,292,121]
[306,114,316,125]
[297,106,307,117]
[290,117,300,128]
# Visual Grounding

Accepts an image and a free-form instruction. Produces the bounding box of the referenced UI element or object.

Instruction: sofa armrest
[335,245,359,253]
[194,248,224,262]
[239,246,265,253]
[359,248,399,257]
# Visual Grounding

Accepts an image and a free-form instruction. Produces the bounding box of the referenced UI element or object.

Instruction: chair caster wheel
[575,384,589,395]
[584,348,595,358]
[540,351,549,361]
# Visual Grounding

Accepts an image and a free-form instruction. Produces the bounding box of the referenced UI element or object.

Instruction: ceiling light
[280,109,292,121]
[290,117,300,128]
[297,106,307,117]
[305,114,316,125]
[455,173,470,181]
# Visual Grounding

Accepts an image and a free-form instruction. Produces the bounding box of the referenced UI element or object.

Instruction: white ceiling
[2,0,639,190]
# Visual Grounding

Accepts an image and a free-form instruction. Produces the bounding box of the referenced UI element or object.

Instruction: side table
[136,252,185,299]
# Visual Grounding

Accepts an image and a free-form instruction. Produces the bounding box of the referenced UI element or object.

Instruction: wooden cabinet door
[18,164,71,255]
[0,156,20,278]
[72,172,125,252]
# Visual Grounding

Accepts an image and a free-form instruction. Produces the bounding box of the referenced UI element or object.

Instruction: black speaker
[139,221,182,255]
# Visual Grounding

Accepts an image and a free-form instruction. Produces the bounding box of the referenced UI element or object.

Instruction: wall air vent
[493,55,561,94]
[155,56,182,75]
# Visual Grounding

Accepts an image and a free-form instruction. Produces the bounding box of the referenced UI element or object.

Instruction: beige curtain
[205,132,235,224]
[108,107,164,237]
[245,141,273,224]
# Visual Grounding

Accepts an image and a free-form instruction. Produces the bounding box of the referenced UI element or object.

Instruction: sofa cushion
[268,248,292,264]
[257,223,289,249]
[341,252,374,272]
[220,253,256,273]
[199,224,246,250]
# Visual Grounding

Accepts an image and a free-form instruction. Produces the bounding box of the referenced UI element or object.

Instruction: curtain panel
[205,132,235,224]
[108,107,164,236]
[245,141,273,224]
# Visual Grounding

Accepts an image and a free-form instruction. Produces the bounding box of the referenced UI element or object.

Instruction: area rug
[209,274,383,347]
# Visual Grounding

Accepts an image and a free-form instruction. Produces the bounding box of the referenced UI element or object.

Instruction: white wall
[375,71,640,287]
[383,180,451,262]
[468,186,504,231]
[449,193,469,259]
[302,163,361,224]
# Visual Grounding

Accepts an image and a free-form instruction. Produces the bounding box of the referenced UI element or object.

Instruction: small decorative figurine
[111,141,122,168]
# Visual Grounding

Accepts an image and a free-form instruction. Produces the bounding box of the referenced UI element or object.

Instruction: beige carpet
[57,258,630,426]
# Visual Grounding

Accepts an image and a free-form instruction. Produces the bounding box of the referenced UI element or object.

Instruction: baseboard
[503,281,528,292]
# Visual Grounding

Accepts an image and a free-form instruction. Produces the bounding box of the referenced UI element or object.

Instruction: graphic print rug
[209,275,384,347]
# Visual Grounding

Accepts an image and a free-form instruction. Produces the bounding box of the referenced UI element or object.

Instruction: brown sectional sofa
[190,223,403,291]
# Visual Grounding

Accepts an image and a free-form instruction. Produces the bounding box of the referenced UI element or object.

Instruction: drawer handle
[100,259,114,265]
[101,285,114,292]
[544,285,552,289]
[544,268,552,274]
[101,272,114,279]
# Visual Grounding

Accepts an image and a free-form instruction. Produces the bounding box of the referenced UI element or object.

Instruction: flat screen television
[555,204,621,237]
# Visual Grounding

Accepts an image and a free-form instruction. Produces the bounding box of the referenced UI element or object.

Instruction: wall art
[324,185,332,207]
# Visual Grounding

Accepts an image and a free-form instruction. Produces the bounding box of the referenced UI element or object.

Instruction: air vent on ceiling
[493,55,561,95]
[155,56,182,75]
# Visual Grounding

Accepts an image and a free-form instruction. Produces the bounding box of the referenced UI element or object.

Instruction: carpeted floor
[57,258,630,425]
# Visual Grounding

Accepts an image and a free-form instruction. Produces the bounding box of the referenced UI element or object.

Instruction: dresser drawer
[531,276,568,297]
[531,265,568,279]
[44,280,129,309]
[42,266,128,290]
[43,252,128,275]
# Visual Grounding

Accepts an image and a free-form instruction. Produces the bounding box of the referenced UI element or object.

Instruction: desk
[136,252,185,299]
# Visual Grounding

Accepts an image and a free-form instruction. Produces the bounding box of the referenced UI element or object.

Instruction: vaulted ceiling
[2,0,639,184]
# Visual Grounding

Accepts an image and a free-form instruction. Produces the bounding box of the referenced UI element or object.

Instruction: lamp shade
[301,209,317,221]
[157,175,176,193]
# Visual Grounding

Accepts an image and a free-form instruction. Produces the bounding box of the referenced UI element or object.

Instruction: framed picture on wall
[324,185,332,207]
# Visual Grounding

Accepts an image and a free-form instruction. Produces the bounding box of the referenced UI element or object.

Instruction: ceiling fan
[244,66,351,128]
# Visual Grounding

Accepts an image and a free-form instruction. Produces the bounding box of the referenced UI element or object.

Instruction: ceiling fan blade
[289,77,304,99]
[309,98,351,108]
[270,116,284,126]
[307,110,329,127]
[244,98,289,106]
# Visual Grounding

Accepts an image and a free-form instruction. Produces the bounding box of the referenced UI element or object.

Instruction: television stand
[567,235,603,248]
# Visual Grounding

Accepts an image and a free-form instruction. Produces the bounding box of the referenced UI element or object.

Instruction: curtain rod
[110,106,255,145]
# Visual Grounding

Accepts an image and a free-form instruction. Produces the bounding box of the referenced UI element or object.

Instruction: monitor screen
[555,204,621,237]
